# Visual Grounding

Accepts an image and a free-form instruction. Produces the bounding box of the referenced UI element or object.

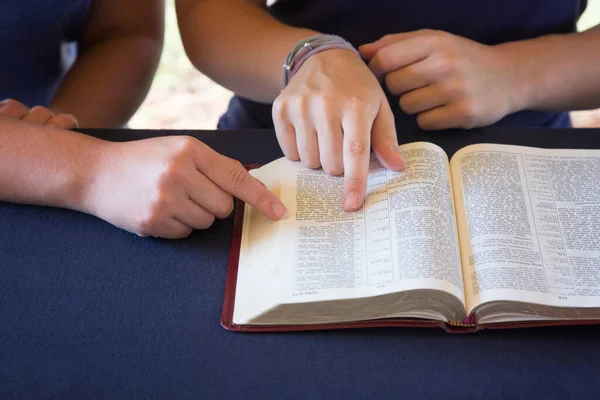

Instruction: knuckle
[440,52,460,73]
[151,190,170,213]
[138,212,161,236]
[159,161,184,185]
[283,146,300,161]
[228,161,248,189]
[322,161,344,176]
[416,114,436,130]
[304,158,322,170]
[430,53,453,76]
[371,47,388,71]
[314,93,334,111]
[457,102,478,127]
[48,114,74,129]
[140,189,172,233]
[198,213,216,229]
[346,140,368,157]
[1,105,20,114]
[346,96,367,113]
[138,220,154,236]
[3,99,20,108]
[31,106,54,117]
[429,29,446,39]
[423,30,447,47]
[231,159,245,170]
[272,95,287,120]
[176,136,198,154]
[314,95,340,122]
[291,94,309,116]
[63,114,78,127]
[398,95,416,114]
[384,73,396,91]
[215,196,235,219]
[177,227,194,239]
[447,78,468,98]
[372,50,390,71]
[371,51,382,67]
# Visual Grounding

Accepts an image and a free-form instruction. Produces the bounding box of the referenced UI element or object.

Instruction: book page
[273,142,465,307]
[451,144,600,314]
[232,159,288,325]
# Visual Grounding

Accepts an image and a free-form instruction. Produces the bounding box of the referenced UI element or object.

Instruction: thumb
[371,98,405,171]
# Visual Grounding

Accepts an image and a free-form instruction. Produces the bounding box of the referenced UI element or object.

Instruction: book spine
[444,314,478,332]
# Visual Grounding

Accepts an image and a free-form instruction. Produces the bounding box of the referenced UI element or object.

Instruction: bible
[221,142,600,333]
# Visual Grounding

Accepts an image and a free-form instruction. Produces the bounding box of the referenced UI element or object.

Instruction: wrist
[65,137,113,216]
[491,42,531,114]
[494,35,558,113]
[282,34,362,87]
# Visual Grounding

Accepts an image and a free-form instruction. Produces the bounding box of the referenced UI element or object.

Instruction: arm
[176,0,405,211]
[49,0,164,128]
[0,116,287,238]
[359,25,600,130]
[502,25,600,112]
[176,0,314,103]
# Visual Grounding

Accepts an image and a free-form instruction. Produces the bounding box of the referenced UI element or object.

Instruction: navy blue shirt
[219,0,587,130]
[0,0,91,107]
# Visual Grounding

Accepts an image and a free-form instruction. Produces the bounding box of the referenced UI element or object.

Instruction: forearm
[0,116,103,211]
[176,0,316,102]
[50,35,162,128]
[501,25,600,112]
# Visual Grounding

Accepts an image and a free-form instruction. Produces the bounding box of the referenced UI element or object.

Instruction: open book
[222,142,600,332]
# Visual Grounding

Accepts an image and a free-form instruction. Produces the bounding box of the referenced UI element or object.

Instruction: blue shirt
[218,0,587,130]
[0,0,91,107]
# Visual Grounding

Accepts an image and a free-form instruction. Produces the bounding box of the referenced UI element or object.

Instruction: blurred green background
[129,0,600,129]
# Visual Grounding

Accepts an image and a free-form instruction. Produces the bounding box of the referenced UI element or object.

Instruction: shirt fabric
[218,0,587,130]
[0,0,91,107]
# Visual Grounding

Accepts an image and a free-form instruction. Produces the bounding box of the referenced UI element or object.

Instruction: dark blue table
[2,128,600,399]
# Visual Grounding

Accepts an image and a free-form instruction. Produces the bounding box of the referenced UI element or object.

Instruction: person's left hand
[359,30,522,130]
[0,99,79,130]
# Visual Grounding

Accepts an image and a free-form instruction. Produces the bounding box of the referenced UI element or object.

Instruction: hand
[359,30,521,130]
[83,136,288,239]
[0,99,79,130]
[272,49,405,212]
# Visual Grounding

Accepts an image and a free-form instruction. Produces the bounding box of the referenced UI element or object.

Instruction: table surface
[2,127,600,399]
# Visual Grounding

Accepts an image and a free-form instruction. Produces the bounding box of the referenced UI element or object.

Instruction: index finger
[341,113,372,212]
[358,31,417,59]
[368,35,434,78]
[197,148,288,221]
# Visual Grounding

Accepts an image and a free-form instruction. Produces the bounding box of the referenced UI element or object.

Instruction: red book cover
[221,165,600,333]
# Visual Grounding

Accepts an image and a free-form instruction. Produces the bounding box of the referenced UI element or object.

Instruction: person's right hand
[0,99,79,130]
[272,49,406,213]
[83,136,288,239]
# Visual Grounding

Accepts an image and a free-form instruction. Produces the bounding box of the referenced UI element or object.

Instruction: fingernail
[344,191,359,211]
[272,203,289,220]
[391,145,406,171]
